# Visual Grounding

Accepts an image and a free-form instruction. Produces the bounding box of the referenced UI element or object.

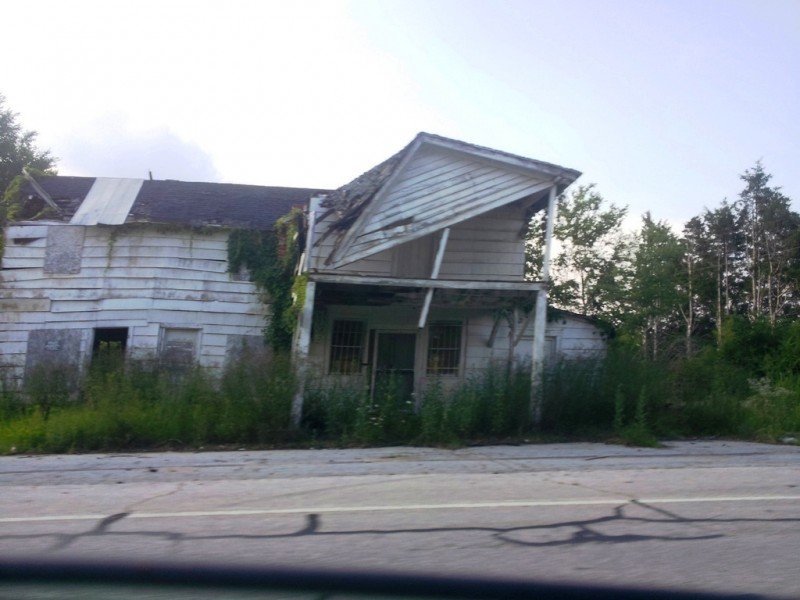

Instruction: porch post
[291,279,316,427]
[530,288,548,424]
[530,184,558,425]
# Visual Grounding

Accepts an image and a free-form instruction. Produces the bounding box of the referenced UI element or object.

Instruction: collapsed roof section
[318,132,581,268]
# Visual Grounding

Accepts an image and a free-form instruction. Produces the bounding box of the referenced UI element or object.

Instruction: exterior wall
[514,314,607,364]
[437,204,526,281]
[0,222,266,385]
[306,304,606,394]
[311,204,528,282]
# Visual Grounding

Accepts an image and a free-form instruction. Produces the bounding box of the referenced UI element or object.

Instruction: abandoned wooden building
[0,133,606,416]
[0,177,324,385]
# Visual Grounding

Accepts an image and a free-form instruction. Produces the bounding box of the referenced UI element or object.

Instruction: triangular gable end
[327,134,574,269]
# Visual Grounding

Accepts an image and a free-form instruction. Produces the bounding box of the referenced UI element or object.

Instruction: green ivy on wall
[227,207,306,351]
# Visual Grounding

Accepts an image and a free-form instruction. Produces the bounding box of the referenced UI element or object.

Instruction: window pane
[427,323,461,375]
[330,320,365,374]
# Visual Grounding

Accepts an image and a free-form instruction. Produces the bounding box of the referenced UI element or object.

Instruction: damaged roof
[320,132,581,267]
[19,176,329,230]
[320,132,581,233]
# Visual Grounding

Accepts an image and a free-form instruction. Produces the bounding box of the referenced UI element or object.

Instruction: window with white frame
[329,320,365,374]
[427,323,462,375]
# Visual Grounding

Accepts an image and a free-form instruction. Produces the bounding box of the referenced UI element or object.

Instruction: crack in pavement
[11,503,796,555]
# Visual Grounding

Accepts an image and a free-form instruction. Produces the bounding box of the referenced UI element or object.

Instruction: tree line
[527,164,800,360]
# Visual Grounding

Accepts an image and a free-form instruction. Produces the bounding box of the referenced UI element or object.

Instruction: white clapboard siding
[2,266,236,284]
[82,245,227,261]
[0,329,30,343]
[83,235,228,251]
[79,256,229,273]
[2,244,47,258]
[1,257,44,269]
[437,207,526,281]
[312,204,528,282]
[201,333,228,348]
[5,225,50,239]
[0,223,269,382]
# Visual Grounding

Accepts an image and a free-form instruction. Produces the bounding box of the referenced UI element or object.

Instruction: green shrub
[720,317,782,375]
[302,376,365,442]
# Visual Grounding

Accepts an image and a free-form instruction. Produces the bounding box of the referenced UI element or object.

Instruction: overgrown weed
[2,336,799,453]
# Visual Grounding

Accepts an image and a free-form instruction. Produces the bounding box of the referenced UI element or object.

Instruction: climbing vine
[1,169,60,262]
[227,207,306,351]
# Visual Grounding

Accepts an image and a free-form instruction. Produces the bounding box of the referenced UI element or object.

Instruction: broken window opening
[92,328,129,360]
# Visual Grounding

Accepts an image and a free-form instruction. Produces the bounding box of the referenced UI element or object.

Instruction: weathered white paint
[530,185,558,423]
[417,227,450,329]
[291,280,317,426]
[70,178,144,225]
[0,223,267,385]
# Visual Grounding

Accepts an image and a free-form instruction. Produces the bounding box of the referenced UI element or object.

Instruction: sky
[2,0,798,230]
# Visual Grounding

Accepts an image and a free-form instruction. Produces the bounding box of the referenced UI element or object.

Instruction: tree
[680,217,705,356]
[735,162,799,325]
[702,202,745,343]
[526,184,630,321]
[0,93,56,196]
[629,213,683,360]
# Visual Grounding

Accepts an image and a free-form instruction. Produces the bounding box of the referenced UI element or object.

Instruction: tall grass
[1,331,798,454]
[417,364,531,444]
[0,350,297,453]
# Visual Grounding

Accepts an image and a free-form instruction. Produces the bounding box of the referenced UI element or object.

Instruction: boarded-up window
[427,323,461,375]
[329,320,365,374]
[43,226,84,274]
[25,329,84,380]
[160,328,200,366]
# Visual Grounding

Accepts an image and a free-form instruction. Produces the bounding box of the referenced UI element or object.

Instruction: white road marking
[1,495,798,524]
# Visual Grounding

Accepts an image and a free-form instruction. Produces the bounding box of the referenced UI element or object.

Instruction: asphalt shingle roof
[22,176,328,230]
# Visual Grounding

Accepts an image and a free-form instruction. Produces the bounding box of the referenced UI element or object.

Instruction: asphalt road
[1,441,799,598]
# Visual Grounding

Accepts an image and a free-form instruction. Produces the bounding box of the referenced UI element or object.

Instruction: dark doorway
[372,332,416,402]
[92,327,128,359]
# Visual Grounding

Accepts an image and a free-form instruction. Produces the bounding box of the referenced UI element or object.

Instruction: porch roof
[312,274,542,310]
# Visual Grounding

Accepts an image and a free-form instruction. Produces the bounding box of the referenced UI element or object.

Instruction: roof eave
[416,132,581,185]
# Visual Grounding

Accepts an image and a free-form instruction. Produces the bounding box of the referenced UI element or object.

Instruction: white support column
[541,184,558,282]
[530,287,548,424]
[418,227,450,329]
[530,184,558,425]
[291,279,316,427]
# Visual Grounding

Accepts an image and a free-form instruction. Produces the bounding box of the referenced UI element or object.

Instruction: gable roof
[321,132,581,267]
[20,176,328,230]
